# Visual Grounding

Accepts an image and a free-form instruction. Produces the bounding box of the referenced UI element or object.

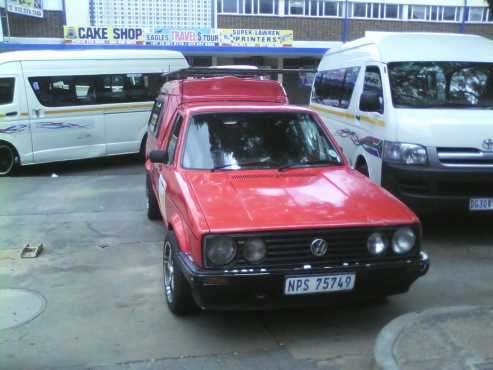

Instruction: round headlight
[392,228,416,254]
[367,232,388,255]
[206,237,237,266]
[243,238,266,263]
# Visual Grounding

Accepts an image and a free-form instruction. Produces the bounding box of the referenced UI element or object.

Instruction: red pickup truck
[144,69,429,314]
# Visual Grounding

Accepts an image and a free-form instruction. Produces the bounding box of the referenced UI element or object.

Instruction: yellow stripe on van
[360,115,385,127]
[310,104,385,127]
[309,104,355,120]
[45,102,154,116]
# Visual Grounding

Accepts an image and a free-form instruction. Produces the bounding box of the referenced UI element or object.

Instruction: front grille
[228,227,419,269]
[436,181,493,197]
[437,148,493,167]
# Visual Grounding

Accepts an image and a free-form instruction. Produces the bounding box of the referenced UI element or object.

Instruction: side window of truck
[165,115,183,165]
[0,78,15,105]
[148,99,164,135]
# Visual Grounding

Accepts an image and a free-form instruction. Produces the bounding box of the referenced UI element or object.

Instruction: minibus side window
[340,67,360,108]
[0,78,15,105]
[312,67,360,109]
[29,73,163,107]
[360,66,384,113]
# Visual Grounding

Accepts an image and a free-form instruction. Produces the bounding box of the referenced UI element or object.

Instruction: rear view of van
[311,32,493,213]
[0,49,188,176]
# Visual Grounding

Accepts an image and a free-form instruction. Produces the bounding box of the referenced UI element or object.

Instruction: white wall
[64,0,90,25]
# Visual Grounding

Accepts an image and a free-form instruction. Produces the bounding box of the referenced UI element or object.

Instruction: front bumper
[382,162,493,213]
[177,252,429,310]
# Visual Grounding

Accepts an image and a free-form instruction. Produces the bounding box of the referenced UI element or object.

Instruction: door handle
[355,114,361,121]
[33,109,43,118]
[5,111,18,117]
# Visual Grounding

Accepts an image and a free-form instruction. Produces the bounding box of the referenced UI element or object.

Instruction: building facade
[88,0,214,28]
[217,0,493,40]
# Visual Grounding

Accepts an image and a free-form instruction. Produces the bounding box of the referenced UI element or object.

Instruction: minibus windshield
[388,62,493,109]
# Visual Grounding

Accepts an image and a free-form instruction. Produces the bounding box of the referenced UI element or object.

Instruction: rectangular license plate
[469,198,493,211]
[284,274,355,296]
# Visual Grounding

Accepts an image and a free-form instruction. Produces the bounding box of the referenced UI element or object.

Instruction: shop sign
[219,29,293,47]
[64,26,145,45]
[145,28,219,46]
[7,0,43,18]
[63,26,293,48]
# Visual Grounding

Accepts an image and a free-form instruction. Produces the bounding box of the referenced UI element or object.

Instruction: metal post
[342,0,349,42]
[460,0,467,33]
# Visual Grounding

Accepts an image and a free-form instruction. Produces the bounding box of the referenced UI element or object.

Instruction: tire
[146,173,162,220]
[356,158,369,177]
[139,134,147,160]
[162,231,198,315]
[0,143,18,176]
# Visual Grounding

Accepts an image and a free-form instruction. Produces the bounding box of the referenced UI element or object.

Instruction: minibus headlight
[383,142,428,165]
[204,237,237,267]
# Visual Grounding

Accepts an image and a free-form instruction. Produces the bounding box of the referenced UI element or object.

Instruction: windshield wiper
[278,159,340,172]
[211,161,278,172]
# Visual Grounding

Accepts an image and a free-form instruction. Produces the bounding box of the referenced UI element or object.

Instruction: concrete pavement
[1,156,493,370]
[375,306,493,370]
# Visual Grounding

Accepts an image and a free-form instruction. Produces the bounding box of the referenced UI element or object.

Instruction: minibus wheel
[0,143,17,176]
[356,157,369,177]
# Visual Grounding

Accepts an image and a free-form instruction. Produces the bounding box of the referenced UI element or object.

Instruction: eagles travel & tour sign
[7,0,43,18]
[63,26,294,48]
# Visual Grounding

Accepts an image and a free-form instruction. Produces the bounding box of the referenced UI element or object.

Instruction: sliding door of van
[311,67,360,165]
[26,74,105,164]
[101,73,160,155]
[0,62,32,168]
[353,65,386,182]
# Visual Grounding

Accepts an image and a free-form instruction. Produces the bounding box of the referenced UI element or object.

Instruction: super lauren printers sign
[64,26,293,48]
[7,0,43,18]
[64,26,145,45]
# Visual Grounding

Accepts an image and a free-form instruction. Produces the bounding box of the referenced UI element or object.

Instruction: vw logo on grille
[310,238,328,257]
[483,139,493,151]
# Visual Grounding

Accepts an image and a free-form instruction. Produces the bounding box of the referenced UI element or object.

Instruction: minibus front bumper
[381,162,493,213]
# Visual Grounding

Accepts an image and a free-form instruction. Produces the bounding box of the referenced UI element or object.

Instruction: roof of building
[0,49,185,64]
[320,32,493,67]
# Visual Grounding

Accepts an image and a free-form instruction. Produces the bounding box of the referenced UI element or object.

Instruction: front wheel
[0,144,17,176]
[163,232,198,315]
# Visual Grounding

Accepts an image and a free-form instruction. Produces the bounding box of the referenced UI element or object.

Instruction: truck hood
[395,109,493,148]
[184,168,417,233]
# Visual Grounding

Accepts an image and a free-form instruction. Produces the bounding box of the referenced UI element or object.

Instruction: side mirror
[360,91,383,114]
[149,150,169,164]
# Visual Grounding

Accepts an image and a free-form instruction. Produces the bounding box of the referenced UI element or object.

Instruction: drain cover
[0,289,46,330]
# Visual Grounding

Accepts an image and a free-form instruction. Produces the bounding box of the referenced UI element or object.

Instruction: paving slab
[375,306,493,370]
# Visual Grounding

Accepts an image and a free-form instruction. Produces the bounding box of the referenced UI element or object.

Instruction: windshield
[182,112,342,170]
[388,62,493,109]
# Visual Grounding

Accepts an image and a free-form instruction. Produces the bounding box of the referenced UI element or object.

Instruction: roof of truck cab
[319,32,493,69]
[180,102,311,114]
[0,49,185,64]
[160,76,288,105]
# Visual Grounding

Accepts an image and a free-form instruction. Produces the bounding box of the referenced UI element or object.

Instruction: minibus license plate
[469,198,493,211]
[284,274,355,295]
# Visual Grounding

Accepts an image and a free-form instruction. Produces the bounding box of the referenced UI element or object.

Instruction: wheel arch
[0,139,21,166]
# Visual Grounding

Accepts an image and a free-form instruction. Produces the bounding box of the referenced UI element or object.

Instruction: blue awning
[0,42,329,57]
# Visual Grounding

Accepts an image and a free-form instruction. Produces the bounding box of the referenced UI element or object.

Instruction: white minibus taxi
[0,49,188,175]
[311,32,493,213]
